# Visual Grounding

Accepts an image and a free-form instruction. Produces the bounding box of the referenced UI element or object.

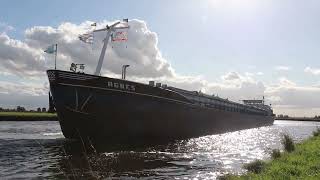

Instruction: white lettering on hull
[107,81,135,91]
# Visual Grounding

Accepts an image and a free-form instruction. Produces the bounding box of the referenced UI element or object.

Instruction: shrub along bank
[221,129,320,179]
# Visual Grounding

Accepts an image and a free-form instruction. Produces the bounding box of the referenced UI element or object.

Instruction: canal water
[0,120,319,179]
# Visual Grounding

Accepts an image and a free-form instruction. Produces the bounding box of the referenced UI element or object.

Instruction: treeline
[0,106,48,113]
[277,114,320,119]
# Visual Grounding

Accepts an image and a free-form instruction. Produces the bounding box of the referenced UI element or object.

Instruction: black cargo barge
[47,19,274,142]
[48,69,274,142]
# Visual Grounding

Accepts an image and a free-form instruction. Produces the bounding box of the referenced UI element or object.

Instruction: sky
[0,0,320,116]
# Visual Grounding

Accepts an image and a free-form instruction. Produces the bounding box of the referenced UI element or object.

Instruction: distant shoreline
[0,112,58,121]
[275,117,320,122]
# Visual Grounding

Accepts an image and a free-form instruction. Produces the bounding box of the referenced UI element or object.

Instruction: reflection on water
[0,120,319,179]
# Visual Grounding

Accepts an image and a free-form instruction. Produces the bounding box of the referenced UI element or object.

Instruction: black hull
[48,70,274,142]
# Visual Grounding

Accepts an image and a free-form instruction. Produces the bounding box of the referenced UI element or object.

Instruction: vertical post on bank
[55,44,58,70]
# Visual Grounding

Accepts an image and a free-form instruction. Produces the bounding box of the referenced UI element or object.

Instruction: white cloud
[274,65,291,71]
[278,77,296,87]
[0,22,14,32]
[0,80,48,96]
[266,77,320,116]
[304,66,320,75]
[0,33,46,77]
[222,71,241,81]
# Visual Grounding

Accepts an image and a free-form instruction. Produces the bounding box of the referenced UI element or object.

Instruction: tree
[17,106,26,112]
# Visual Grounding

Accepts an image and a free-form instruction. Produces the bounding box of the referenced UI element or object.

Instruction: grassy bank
[222,130,320,179]
[0,112,58,121]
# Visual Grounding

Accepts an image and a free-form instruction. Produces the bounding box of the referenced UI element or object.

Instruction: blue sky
[0,0,320,116]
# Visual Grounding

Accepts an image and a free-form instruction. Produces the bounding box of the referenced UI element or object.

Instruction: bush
[282,134,295,152]
[217,174,233,180]
[270,149,281,159]
[243,160,266,173]
[313,127,320,137]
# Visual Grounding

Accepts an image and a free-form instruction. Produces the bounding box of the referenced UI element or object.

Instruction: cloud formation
[265,77,320,116]
[23,20,175,78]
[0,33,46,77]
[304,67,320,75]
[0,80,47,96]
[274,66,291,71]
[0,22,14,33]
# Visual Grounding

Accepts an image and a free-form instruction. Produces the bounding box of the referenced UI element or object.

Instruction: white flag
[111,31,128,42]
[79,33,94,44]
[44,44,56,54]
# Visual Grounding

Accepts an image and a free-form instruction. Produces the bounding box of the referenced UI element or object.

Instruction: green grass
[221,135,320,180]
[0,111,57,117]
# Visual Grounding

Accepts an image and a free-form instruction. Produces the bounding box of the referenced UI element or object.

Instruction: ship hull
[48,70,274,142]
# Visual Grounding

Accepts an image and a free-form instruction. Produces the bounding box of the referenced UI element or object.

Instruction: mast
[94,30,111,75]
[92,20,129,76]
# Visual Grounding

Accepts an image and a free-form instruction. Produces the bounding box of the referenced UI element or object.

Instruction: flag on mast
[44,44,58,69]
[111,19,129,42]
[44,44,57,54]
[79,32,94,44]
[120,18,129,27]
[111,31,128,42]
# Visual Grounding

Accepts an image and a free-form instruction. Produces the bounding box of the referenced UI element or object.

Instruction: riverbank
[0,112,58,121]
[222,130,320,179]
